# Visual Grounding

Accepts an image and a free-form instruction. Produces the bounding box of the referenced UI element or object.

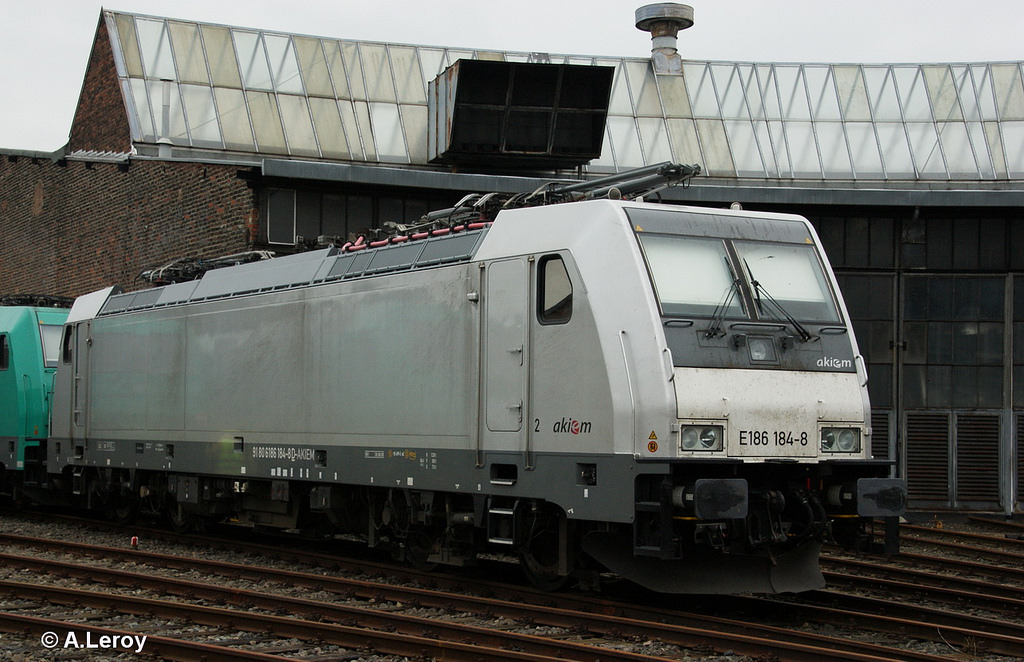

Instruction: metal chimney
[635,3,693,74]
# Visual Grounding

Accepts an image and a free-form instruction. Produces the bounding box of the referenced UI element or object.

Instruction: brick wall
[69,18,132,154]
[0,155,257,298]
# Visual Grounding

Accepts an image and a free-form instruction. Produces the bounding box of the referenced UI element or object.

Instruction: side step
[486,497,518,545]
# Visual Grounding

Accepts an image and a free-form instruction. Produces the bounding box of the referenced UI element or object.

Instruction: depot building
[1,5,1023,513]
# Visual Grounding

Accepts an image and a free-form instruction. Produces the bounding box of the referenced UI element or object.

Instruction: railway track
[2,512,1022,660]
[0,525,961,661]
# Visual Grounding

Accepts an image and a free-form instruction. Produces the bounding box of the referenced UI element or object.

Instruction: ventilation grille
[905,412,949,503]
[1018,415,1024,507]
[870,409,890,460]
[955,414,1001,504]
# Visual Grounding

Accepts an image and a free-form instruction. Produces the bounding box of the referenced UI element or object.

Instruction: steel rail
[0,532,942,662]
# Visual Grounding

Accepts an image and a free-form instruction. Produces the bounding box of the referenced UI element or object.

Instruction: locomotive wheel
[519,506,572,591]
[405,529,440,572]
[106,498,138,525]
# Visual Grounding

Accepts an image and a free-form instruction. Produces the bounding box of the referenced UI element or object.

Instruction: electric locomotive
[45,165,905,594]
[0,296,71,494]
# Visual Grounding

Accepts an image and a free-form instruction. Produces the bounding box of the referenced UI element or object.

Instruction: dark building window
[263,187,447,248]
[903,276,1004,409]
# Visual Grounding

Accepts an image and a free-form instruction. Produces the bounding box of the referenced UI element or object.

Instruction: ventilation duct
[428,59,614,170]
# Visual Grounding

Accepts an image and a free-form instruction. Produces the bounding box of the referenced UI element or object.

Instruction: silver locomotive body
[49,199,904,593]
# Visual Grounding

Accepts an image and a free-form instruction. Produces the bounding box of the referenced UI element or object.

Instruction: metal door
[70,321,90,444]
[484,259,527,435]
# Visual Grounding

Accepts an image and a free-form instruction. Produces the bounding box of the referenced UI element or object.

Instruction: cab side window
[538,255,572,324]
[0,335,8,370]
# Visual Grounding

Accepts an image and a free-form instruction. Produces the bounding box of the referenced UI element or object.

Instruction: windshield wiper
[706,257,741,338]
[743,259,818,343]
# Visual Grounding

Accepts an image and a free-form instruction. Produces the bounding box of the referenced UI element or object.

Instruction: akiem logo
[817,356,853,369]
[553,417,592,435]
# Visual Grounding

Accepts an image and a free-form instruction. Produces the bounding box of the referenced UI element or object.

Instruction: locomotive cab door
[482,258,529,449]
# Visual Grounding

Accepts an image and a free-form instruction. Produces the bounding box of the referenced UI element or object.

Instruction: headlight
[820,427,861,453]
[680,425,724,451]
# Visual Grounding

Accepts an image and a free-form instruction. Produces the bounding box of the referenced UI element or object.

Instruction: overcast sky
[0,0,1020,152]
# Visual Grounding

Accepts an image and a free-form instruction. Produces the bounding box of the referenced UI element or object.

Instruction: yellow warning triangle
[648,431,658,440]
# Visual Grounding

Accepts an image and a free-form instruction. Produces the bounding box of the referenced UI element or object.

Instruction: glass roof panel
[136,18,176,80]
[766,120,792,177]
[683,63,720,118]
[775,66,811,120]
[361,44,397,103]
[129,78,156,141]
[146,79,187,142]
[666,118,702,165]
[418,48,446,80]
[181,84,222,147]
[308,97,351,159]
[715,64,751,120]
[114,13,143,78]
[894,66,933,121]
[991,64,1024,120]
[402,104,429,162]
[875,123,915,178]
[351,101,376,160]
[805,66,841,120]
[693,119,736,177]
[816,121,852,176]
[341,42,367,100]
[214,87,255,150]
[953,66,983,121]
[656,74,692,118]
[295,37,333,98]
[234,31,273,91]
[938,121,980,178]
[606,116,643,167]
[906,122,946,177]
[247,90,287,153]
[756,66,783,120]
[863,67,902,121]
[325,42,350,99]
[1001,121,1024,176]
[971,65,998,120]
[368,102,406,161]
[723,119,766,177]
[201,25,242,88]
[751,121,779,177]
[626,61,663,117]
[169,21,208,85]
[279,94,319,156]
[845,122,884,177]
[783,121,821,177]
[607,63,634,115]
[925,65,962,122]
[835,66,871,121]
[391,47,426,104]
[638,118,673,165]
[265,34,304,95]
[968,122,996,178]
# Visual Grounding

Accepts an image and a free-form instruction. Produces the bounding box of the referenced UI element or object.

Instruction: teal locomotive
[0,295,72,495]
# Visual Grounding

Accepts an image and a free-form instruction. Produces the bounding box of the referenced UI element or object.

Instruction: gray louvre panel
[100,292,137,314]
[905,412,950,504]
[155,281,200,306]
[189,248,335,301]
[345,252,374,277]
[126,288,163,310]
[325,254,358,281]
[364,242,425,275]
[955,414,1000,504]
[417,232,485,265]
